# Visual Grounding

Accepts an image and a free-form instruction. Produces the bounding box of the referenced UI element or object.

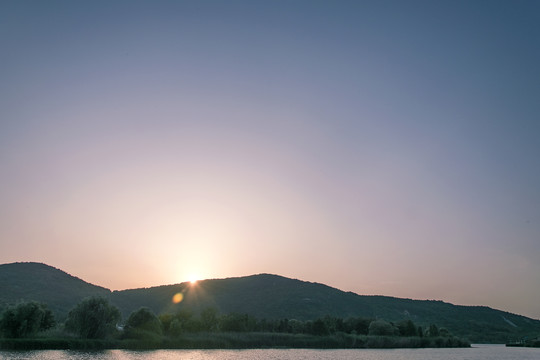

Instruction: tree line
[1,296,454,341]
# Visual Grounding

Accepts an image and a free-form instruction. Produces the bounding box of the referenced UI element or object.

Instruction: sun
[188,275,199,285]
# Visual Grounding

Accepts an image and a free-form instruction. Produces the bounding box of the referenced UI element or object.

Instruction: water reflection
[1,345,539,360]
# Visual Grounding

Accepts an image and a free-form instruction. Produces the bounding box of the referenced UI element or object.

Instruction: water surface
[1,345,538,360]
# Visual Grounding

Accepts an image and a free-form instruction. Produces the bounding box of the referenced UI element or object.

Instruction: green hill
[110,274,540,343]
[1,262,539,343]
[0,262,110,320]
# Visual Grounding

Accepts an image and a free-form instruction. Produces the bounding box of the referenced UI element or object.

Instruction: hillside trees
[65,297,120,339]
[0,301,55,338]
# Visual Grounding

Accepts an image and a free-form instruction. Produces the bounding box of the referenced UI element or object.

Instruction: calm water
[1,345,538,360]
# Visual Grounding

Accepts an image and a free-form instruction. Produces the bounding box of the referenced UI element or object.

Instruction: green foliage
[200,307,218,331]
[65,297,120,339]
[124,307,162,339]
[397,319,417,336]
[439,327,450,337]
[160,309,203,335]
[3,263,538,343]
[155,308,463,347]
[368,320,396,336]
[0,299,470,350]
[526,339,540,347]
[0,262,110,321]
[344,317,372,335]
[106,273,539,343]
[428,324,439,337]
[219,313,257,332]
[311,319,329,336]
[0,301,55,338]
[288,319,304,334]
[158,313,173,334]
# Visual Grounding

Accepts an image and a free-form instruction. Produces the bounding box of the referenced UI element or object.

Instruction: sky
[1,0,539,319]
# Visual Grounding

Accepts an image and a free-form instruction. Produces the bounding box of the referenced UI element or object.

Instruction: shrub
[65,297,120,339]
[124,307,162,337]
[368,320,396,336]
[0,302,55,338]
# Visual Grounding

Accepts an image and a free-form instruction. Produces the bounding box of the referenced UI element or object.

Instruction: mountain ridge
[1,262,539,342]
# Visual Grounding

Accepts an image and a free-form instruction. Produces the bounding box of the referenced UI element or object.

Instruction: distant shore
[0,333,470,350]
[506,339,540,348]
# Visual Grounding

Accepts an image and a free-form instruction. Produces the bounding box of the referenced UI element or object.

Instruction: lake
[1,345,538,360]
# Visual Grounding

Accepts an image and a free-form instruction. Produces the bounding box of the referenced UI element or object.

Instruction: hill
[1,262,539,342]
[0,262,110,320]
[111,274,540,343]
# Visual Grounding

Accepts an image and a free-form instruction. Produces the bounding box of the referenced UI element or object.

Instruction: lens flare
[172,292,184,304]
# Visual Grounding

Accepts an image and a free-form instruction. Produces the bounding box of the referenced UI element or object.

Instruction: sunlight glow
[172,293,183,304]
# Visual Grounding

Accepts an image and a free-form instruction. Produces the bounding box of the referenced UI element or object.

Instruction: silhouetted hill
[0,262,110,320]
[1,263,539,342]
[111,274,540,343]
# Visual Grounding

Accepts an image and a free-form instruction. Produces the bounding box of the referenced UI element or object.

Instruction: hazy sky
[1,1,539,319]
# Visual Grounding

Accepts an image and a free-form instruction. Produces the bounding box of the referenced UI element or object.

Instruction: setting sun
[3,0,540,333]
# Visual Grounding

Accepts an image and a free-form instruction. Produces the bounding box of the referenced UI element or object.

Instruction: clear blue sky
[1,0,539,319]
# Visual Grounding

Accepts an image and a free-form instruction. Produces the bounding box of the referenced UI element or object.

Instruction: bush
[0,302,55,338]
[368,320,396,336]
[124,307,162,338]
[65,297,120,339]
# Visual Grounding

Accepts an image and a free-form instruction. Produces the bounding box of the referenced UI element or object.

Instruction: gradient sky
[1,0,539,319]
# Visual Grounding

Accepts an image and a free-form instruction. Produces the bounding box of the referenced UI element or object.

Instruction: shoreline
[0,333,470,351]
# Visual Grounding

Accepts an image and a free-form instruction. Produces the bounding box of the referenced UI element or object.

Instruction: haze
[1,1,539,319]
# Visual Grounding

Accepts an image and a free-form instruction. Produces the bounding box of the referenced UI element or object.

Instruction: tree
[124,307,162,338]
[174,309,199,333]
[65,297,120,339]
[288,319,304,334]
[397,319,417,336]
[311,318,329,336]
[428,324,440,337]
[0,301,55,338]
[344,317,372,335]
[439,327,450,337]
[219,313,256,332]
[368,319,396,336]
[162,309,203,335]
[200,307,218,331]
[277,318,289,333]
